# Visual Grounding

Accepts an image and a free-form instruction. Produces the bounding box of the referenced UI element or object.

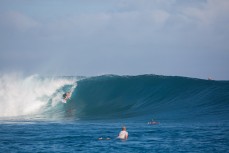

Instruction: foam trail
[0,73,76,117]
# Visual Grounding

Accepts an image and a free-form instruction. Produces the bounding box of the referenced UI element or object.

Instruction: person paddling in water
[98,126,128,141]
[148,119,159,125]
[117,126,128,140]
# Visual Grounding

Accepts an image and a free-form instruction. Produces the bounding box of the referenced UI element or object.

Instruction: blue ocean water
[0,74,229,152]
[1,120,229,153]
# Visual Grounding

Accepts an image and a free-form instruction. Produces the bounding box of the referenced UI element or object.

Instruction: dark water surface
[1,120,228,153]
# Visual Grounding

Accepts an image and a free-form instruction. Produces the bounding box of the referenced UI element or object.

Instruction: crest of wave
[0,73,76,117]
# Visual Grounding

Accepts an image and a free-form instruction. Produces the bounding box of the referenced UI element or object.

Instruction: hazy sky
[0,0,229,80]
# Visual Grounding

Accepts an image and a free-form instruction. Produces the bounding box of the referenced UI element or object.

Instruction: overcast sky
[0,0,229,80]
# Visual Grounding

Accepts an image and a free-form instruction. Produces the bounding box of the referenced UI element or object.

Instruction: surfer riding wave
[62,92,71,102]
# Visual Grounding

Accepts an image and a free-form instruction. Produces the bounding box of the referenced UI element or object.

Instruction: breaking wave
[1,74,229,121]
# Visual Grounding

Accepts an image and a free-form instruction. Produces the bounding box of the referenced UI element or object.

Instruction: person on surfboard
[97,126,128,141]
[148,119,159,125]
[63,92,71,101]
[117,126,128,140]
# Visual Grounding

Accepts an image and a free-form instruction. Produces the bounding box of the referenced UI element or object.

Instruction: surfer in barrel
[63,92,71,101]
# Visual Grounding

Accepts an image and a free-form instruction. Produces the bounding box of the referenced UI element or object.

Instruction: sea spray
[0,73,76,117]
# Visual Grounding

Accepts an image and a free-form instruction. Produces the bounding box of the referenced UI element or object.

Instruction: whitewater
[0,73,229,152]
[0,73,77,117]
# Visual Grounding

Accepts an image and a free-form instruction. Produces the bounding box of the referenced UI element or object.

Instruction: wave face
[1,74,229,121]
[65,75,229,121]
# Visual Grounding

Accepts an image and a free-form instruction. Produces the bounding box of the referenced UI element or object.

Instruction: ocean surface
[0,74,229,152]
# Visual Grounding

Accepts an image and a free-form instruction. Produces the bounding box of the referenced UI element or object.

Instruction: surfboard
[61,99,67,103]
[98,137,111,140]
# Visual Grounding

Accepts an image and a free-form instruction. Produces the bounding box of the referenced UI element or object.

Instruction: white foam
[0,73,76,117]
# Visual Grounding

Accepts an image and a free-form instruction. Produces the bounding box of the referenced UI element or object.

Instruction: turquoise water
[0,74,229,152]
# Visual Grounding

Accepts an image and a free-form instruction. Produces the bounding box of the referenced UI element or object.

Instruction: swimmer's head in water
[122,126,126,131]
